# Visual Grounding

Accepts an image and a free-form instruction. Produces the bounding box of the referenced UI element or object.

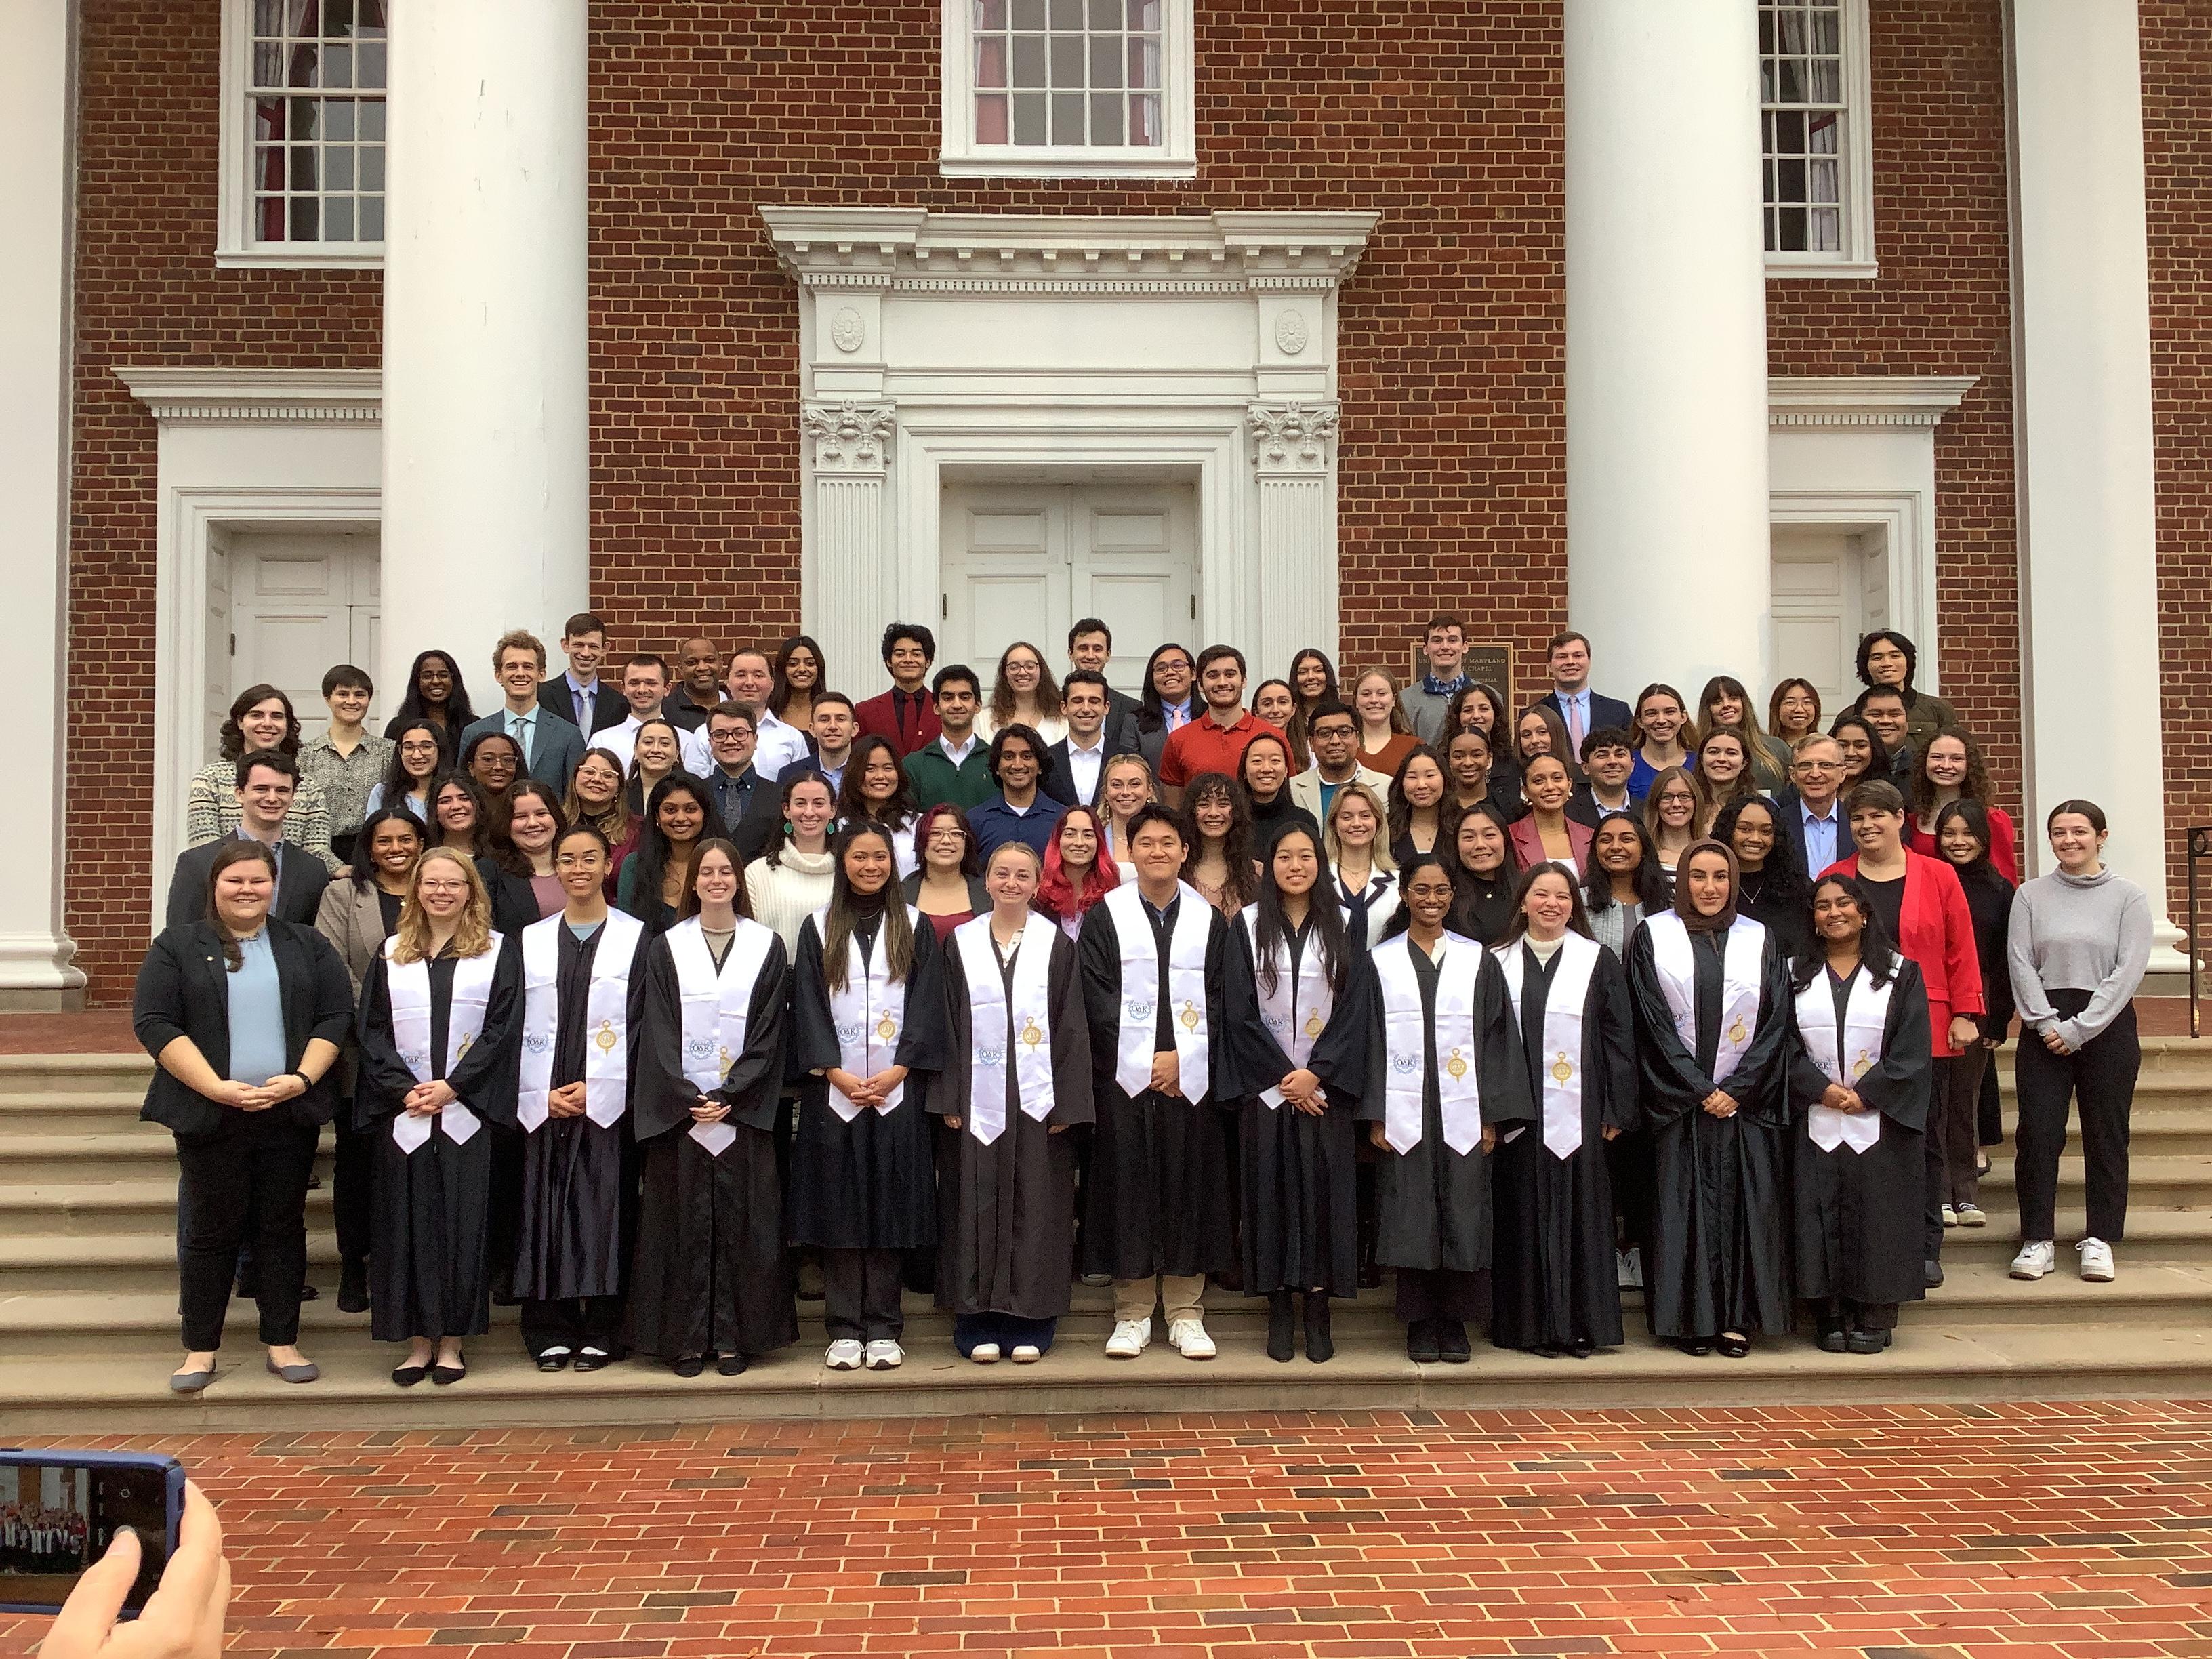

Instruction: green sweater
[904,741,996,811]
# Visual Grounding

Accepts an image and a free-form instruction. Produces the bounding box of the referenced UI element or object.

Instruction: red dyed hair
[1037,806,1118,921]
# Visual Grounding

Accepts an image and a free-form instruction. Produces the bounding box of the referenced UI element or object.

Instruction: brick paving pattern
[5,1402,2210,1657]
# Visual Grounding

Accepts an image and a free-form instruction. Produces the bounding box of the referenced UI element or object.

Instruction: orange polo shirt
[1158,709,1284,789]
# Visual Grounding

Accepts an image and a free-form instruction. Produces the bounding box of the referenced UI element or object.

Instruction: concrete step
[2,1317,2204,1434]
[0,1232,346,1293]
[0,1131,336,1190]
[0,1180,335,1237]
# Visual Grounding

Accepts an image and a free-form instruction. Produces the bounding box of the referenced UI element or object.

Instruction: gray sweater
[2007,866,2153,1050]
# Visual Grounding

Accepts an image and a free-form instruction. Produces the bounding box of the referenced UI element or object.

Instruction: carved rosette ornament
[802,402,897,472]
[1246,402,1340,475]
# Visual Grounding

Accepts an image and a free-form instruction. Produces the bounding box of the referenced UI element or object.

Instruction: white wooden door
[228,529,384,735]
[205,527,235,758]
[939,482,1197,692]
[1769,524,1866,713]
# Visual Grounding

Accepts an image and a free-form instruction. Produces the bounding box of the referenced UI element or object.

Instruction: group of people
[136,611,2154,1388]
[1,1502,88,1574]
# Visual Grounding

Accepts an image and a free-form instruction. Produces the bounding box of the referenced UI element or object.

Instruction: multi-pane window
[245,0,388,247]
[971,0,1162,150]
[1759,0,1873,274]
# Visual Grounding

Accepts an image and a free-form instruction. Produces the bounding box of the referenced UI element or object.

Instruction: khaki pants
[1113,1274,1206,1326]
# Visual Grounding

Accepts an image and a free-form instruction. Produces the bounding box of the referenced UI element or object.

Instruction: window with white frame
[217,0,386,266]
[1759,0,1875,278]
[940,0,1195,178]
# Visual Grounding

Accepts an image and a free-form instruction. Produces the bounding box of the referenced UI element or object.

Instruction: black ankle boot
[1266,1291,1295,1362]
[1406,1317,1441,1364]
[1303,1292,1334,1364]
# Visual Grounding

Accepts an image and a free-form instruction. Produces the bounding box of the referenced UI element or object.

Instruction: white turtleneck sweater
[745,846,837,954]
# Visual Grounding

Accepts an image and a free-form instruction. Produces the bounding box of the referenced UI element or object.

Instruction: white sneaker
[1956,1202,1988,1227]
[1169,1318,1216,1360]
[2009,1240,2055,1280]
[1617,1246,1643,1290]
[865,1339,903,1370]
[1010,1344,1041,1364]
[1104,1319,1151,1359]
[825,1338,864,1370]
[1941,1204,1958,1228]
[968,1343,1001,1364]
[2077,1237,2117,1282]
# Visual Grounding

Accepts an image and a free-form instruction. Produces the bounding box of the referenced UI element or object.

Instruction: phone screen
[1,1457,174,1616]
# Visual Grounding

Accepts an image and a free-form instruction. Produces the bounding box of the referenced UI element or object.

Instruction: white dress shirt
[752,709,812,779]
[1061,735,1107,808]
[596,713,711,778]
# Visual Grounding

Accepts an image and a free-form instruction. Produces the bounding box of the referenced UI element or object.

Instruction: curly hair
[1181,771,1258,911]
[1912,727,1994,820]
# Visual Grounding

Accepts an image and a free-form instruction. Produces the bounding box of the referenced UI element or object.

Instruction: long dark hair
[628,775,714,919]
[823,819,916,991]
[1288,647,1338,715]
[495,780,567,879]
[392,649,477,728]
[218,683,302,762]
[430,775,491,857]
[1498,859,1595,947]
[1912,727,1994,819]
[205,840,279,966]
[348,805,427,891]
[1385,743,1449,843]
[1181,771,1258,910]
[1136,642,1194,734]
[678,836,754,922]
[836,733,920,832]
[769,634,825,720]
[377,718,451,811]
[1581,813,1669,915]
[767,773,837,869]
[1828,711,1890,787]
[1252,823,1350,999]
[1791,872,1900,991]
[1379,849,1453,941]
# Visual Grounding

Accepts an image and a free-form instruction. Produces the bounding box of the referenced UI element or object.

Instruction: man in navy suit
[537,611,628,737]
[459,628,586,791]
[1534,630,1633,757]
[1067,617,1144,756]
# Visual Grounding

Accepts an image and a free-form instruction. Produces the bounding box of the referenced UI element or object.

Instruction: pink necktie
[1567,698,1586,750]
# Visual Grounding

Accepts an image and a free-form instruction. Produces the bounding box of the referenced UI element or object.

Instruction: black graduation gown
[1788,957,1933,1309]
[1624,921,1796,1339]
[935,925,1094,1319]
[353,941,524,1343]
[626,930,800,1359]
[1076,896,1237,1280]
[1355,937,1534,1274]
[786,906,947,1250]
[512,922,647,1303]
[1221,916,1373,1296]
[1450,872,1516,945]
[1490,939,1640,1350]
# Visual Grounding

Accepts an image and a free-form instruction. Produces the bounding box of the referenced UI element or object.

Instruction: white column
[0,0,84,1003]
[381,0,590,697]
[1565,0,1771,703]
[2007,0,2184,967]
[802,403,897,699]
[1248,403,1340,674]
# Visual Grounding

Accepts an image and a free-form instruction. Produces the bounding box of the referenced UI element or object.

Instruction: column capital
[1246,401,1338,476]
[802,401,897,474]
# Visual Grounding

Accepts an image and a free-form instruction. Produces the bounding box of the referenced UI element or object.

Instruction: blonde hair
[1323,781,1396,872]
[1096,752,1156,817]
[392,846,496,964]
[1351,667,1416,738]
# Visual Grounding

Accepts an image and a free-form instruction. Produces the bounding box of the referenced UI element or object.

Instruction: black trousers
[1820,1295,1898,1332]
[822,1247,905,1340]
[520,1296,624,1356]
[333,1113,374,1271]
[1924,1056,1957,1261]
[174,1113,319,1352]
[2015,994,2139,1242]
[1394,1266,1488,1324]
[1933,1044,1990,1208]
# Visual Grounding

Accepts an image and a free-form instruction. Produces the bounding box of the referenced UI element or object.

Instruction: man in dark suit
[699,700,784,861]
[853,621,942,760]
[1068,617,1143,756]
[459,628,587,792]
[1769,732,1850,879]
[536,611,628,737]
[1534,629,1634,758]
[165,754,331,927]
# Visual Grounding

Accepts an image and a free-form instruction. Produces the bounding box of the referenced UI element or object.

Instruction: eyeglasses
[1793,760,1843,774]
[926,827,968,844]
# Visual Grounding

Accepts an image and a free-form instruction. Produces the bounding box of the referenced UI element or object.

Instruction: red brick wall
[2144,0,2212,931]
[1764,0,2023,836]
[66,1,382,1002]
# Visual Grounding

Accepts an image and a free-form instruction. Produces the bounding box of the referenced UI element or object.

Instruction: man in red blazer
[853,621,942,760]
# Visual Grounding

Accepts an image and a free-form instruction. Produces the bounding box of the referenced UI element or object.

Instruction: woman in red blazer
[1505,754,1595,875]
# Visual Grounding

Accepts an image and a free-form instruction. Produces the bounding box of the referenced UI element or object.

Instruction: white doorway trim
[115,368,382,918]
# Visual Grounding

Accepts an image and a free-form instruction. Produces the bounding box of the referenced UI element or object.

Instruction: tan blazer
[314,878,395,1096]
[1288,764,1393,828]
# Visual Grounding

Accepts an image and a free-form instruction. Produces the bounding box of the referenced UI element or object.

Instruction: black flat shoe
[1568,1340,1595,1359]
[392,1363,430,1387]
[431,1363,467,1385]
[299,1283,319,1301]
[1845,1328,1891,1355]
[573,1349,613,1372]
[1817,1324,1849,1354]
[1303,1294,1334,1364]
[535,1349,572,1373]
[1437,1320,1471,1364]
[1716,1334,1751,1359]
[1266,1292,1295,1364]
[673,1355,705,1378]
[1676,1337,1713,1357]
[1528,1343,1561,1359]
[718,1353,748,1377]
[1406,1319,1441,1364]
[1924,1259,1945,1288]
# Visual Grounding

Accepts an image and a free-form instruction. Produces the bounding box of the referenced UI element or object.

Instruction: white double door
[208,526,383,752]
[1769,524,1889,713]
[939,482,1197,694]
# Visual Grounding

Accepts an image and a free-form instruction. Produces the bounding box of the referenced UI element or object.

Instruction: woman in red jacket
[1823,778,1984,1289]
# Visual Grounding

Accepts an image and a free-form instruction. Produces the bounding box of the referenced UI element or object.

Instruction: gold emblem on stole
[593,1020,617,1054]
[1020,1018,1044,1050]
[1303,1010,1324,1039]
[876,1013,898,1043]
[1727,1015,1748,1045]
[1851,1050,1872,1080]
[1179,1000,1200,1031]
[1446,1048,1469,1080]
[1551,1050,1574,1085]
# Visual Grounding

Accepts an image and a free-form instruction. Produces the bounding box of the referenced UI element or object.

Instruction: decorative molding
[830,307,866,353]
[762,207,1378,298]
[802,402,897,472]
[1274,310,1311,355]
[1767,374,1978,430]
[117,367,383,425]
[1247,403,1340,475]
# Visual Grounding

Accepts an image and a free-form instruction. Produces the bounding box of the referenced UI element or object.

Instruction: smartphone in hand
[0,1448,186,1619]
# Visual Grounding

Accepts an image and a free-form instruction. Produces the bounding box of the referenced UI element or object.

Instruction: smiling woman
[185,683,339,872]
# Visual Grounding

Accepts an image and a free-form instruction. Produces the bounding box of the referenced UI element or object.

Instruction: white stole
[1643,911,1767,1088]
[383,934,501,1152]
[1796,964,1893,1153]
[516,910,644,1132]
[818,904,922,1122]
[1104,881,1213,1105]
[953,912,1057,1145]
[668,915,777,1157]
[1239,906,1334,1109]
[1374,932,1484,1155]
[1495,931,1602,1159]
